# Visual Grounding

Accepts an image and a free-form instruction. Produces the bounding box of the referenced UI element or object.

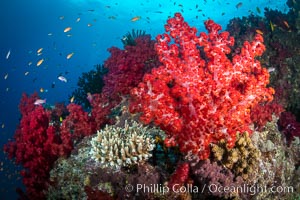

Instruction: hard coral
[90,120,157,170]
[211,132,261,180]
[130,12,274,160]
[251,117,300,200]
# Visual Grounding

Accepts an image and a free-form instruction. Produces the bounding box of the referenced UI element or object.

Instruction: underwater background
[1,0,300,199]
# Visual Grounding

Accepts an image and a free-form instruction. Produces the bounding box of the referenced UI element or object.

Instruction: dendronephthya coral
[89,120,156,169]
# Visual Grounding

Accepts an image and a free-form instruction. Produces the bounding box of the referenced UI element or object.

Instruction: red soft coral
[251,102,284,130]
[168,163,190,190]
[60,103,96,144]
[4,104,71,199]
[103,35,160,101]
[130,13,274,160]
[3,94,94,199]
[278,111,300,145]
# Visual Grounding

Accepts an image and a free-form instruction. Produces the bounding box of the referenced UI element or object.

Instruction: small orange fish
[283,20,290,29]
[37,58,44,67]
[131,16,141,22]
[66,52,74,59]
[70,96,75,103]
[64,27,72,33]
[37,48,43,54]
[256,29,263,35]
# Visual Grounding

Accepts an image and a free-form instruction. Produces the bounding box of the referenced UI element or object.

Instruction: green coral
[211,132,261,180]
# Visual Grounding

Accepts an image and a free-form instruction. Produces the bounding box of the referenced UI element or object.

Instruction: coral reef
[4,6,300,199]
[130,12,274,160]
[47,120,167,200]
[90,120,157,170]
[250,116,300,200]
[287,0,300,32]
[89,93,115,129]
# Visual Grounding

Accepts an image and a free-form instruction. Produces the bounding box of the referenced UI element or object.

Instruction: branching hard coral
[90,120,160,170]
[121,29,146,46]
[211,132,261,180]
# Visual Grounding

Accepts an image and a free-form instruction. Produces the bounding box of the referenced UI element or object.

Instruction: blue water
[0,0,288,199]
